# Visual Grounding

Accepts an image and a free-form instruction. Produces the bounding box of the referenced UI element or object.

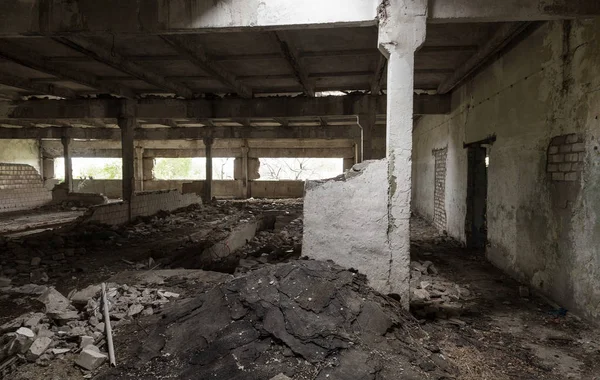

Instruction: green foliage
[77,158,122,179]
[153,158,201,180]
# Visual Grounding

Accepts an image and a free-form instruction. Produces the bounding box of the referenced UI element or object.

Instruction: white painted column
[378,0,427,308]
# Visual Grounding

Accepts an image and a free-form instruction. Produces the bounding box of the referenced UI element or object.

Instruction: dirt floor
[410,216,600,380]
[0,202,599,379]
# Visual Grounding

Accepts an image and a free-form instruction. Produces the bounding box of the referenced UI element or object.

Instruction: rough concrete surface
[412,19,600,319]
[303,160,411,303]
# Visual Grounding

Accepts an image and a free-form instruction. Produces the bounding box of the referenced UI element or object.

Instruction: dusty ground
[1,202,599,379]
[410,216,600,380]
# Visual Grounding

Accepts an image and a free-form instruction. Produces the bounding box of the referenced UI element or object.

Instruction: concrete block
[80,335,94,349]
[549,154,564,163]
[566,134,579,144]
[559,145,572,153]
[75,346,107,370]
[564,172,579,181]
[26,336,52,361]
[559,163,572,172]
[565,153,579,162]
[552,172,565,181]
[547,164,558,172]
[572,142,585,152]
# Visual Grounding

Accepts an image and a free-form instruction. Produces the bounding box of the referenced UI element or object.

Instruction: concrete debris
[76,345,108,371]
[410,260,470,320]
[0,277,11,288]
[0,282,178,373]
[96,261,452,380]
[26,337,52,361]
[38,287,74,315]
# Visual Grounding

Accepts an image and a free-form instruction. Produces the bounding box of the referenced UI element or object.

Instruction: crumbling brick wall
[81,189,202,225]
[547,134,585,182]
[0,163,52,213]
[433,148,448,232]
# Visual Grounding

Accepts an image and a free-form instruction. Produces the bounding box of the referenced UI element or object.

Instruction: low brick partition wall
[0,163,52,213]
[80,189,202,225]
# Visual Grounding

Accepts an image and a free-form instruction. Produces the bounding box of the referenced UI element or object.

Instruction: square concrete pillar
[304,0,426,309]
[118,100,137,220]
[42,157,55,181]
[142,157,154,181]
[61,137,73,192]
[134,146,144,192]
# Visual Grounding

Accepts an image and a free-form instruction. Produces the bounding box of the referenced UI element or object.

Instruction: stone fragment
[412,288,430,302]
[51,348,71,355]
[30,269,49,284]
[75,346,108,371]
[53,311,79,324]
[38,287,74,314]
[270,374,292,380]
[141,307,154,316]
[95,322,105,333]
[0,276,11,288]
[80,335,94,349]
[26,336,52,361]
[30,257,42,266]
[127,304,144,317]
[25,312,45,328]
[71,284,102,306]
[9,327,36,354]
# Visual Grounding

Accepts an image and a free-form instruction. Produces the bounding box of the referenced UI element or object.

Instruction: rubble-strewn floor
[0,209,85,236]
[410,216,600,380]
[1,203,599,379]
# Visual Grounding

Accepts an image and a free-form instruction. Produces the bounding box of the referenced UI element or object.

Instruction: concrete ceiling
[0,23,512,99]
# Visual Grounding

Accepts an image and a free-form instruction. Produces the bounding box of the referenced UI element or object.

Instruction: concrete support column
[134,146,144,192]
[379,1,427,308]
[42,157,55,181]
[61,136,73,192]
[354,137,363,163]
[142,157,154,182]
[343,158,354,171]
[241,140,250,199]
[358,103,376,161]
[203,137,214,202]
[118,101,137,221]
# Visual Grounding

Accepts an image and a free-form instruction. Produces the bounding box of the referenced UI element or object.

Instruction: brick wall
[547,134,585,182]
[80,189,202,225]
[433,148,448,232]
[0,163,52,213]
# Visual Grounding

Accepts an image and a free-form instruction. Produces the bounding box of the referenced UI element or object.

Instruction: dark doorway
[465,144,488,248]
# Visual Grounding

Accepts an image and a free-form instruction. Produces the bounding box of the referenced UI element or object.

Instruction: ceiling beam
[2,94,451,120]
[0,39,135,98]
[0,71,76,99]
[0,125,361,140]
[159,35,253,98]
[0,0,377,37]
[429,0,600,23]
[53,36,194,98]
[437,22,533,94]
[270,32,315,97]
[371,54,387,95]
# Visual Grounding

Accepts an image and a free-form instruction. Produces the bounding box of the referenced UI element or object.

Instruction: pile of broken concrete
[0,283,178,376]
[97,260,455,380]
[410,259,471,320]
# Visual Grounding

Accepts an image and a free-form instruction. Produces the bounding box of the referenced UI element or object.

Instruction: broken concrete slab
[303,160,410,306]
[70,284,101,306]
[38,287,75,315]
[26,336,52,361]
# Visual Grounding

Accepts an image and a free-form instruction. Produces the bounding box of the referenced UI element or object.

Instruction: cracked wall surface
[303,160,410,305]
[412,19,600,319]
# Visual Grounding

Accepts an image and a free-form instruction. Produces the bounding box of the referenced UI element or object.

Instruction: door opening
[465,144,488,249]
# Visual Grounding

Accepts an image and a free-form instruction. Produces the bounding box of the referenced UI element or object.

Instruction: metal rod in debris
[101,282,116,367]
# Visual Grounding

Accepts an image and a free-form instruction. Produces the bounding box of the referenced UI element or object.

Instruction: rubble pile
[410,259,472,320]
[97,260,455,380]
[0,283,178,377]
[235,216,303,275]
